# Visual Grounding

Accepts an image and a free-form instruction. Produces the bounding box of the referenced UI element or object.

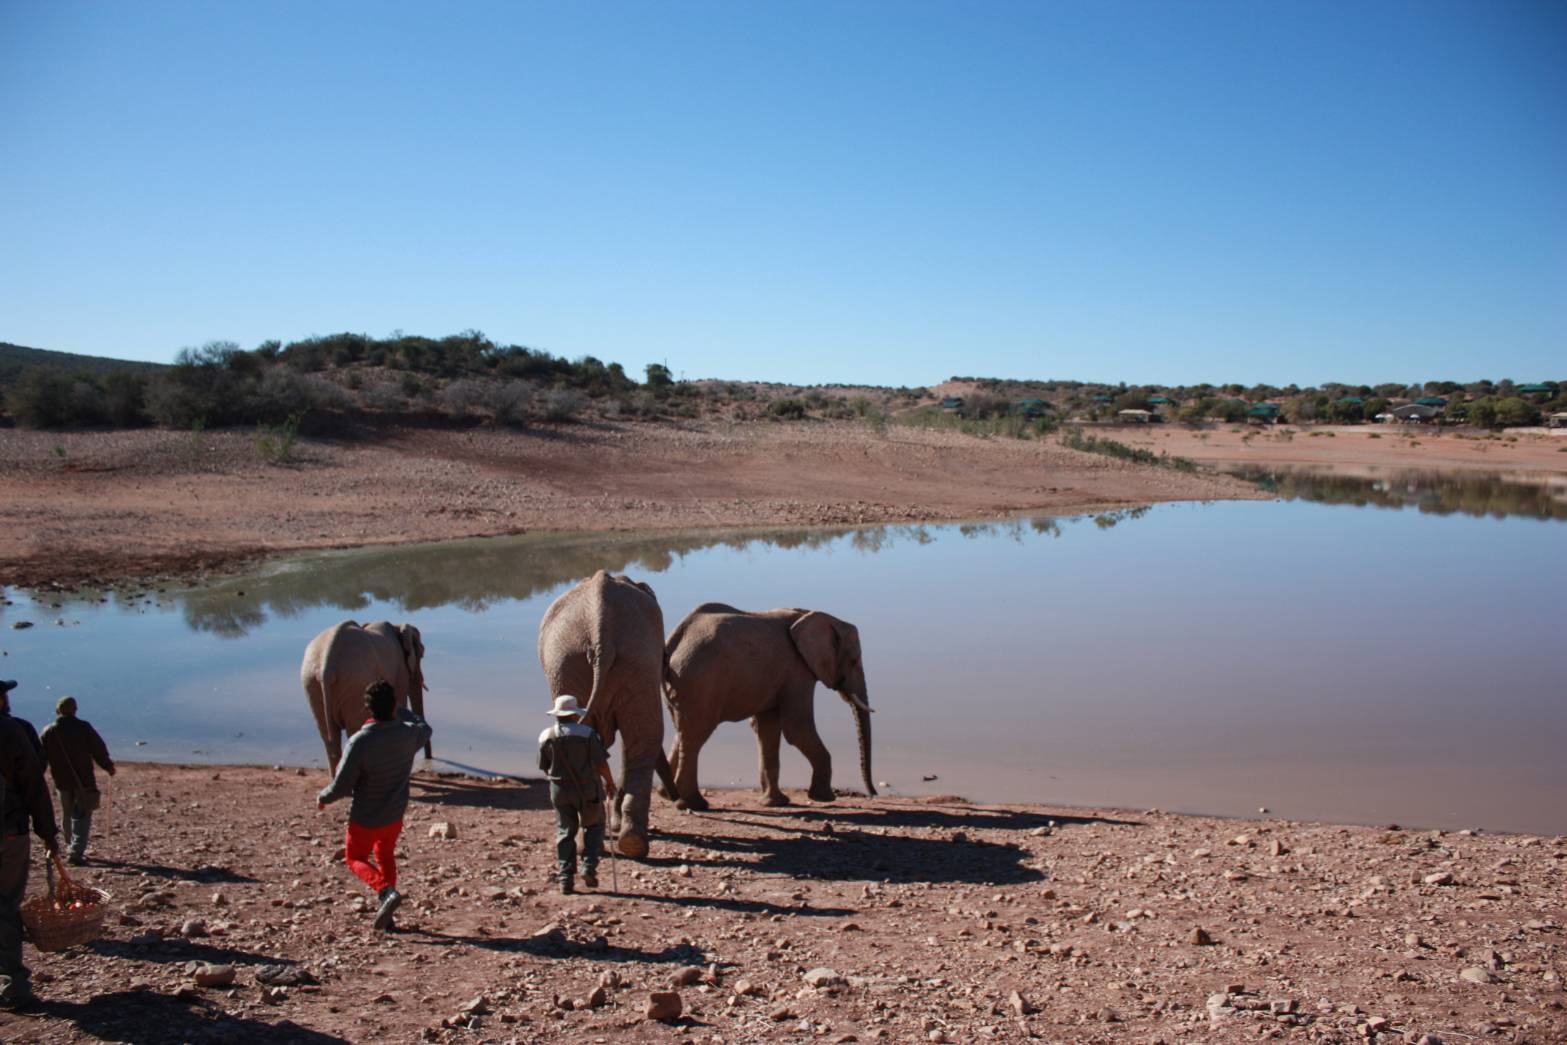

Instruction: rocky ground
[0,418,1256,589]
[1,763,1562,1044]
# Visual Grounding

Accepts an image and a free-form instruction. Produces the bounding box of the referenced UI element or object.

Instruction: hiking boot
[559,876,575,896]
[582,868,598,889]
[373,887,402,931]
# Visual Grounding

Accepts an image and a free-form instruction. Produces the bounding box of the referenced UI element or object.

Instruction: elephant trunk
[844,690,875,797]
[409,659,432,760]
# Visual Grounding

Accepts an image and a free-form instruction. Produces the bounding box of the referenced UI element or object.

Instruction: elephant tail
[582,642,615,730]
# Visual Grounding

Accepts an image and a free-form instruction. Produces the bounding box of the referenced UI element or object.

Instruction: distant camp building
[1247,402,1282,424]
[1015,399,1051,418]
[1549,411,1567,429]
[1391,403,1442,423]
[1414,396,1449,408]
[1116,408,1154,423]
[940,397,964,412]
[1519,383,1558,398]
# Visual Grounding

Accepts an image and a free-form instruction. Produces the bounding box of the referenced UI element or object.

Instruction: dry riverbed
[2,763,1562,1043]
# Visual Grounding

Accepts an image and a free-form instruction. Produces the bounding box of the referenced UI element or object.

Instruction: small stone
[459,996,490,1016]
[586,986,607,1009]
[211,892,227,907]
[670,965,703,987]
[180,918,208,938]
[428,821,457,840]
[733,978,762,997]
[769,1005,796,1022]
[1365,1016,1389,1032]
[1008,990,1032,1016]
[1189,927,1213,946]
[1422,872,1453,886]
[1405,932,1423,948]
[192,963,235,988]
[1458,967,1495,984]
[803,967,846,989]
[481,886,506,902]
[928,1032,950,1043]
[644,991,682,1022]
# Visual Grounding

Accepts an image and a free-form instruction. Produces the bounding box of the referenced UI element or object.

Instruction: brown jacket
[40,715,114,794]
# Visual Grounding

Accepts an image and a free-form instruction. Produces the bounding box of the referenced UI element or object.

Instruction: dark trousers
[552,799,603,880]
[56,788,95,861]
[0,834,31,1002]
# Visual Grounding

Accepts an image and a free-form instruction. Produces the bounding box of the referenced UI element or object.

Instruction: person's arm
[87,722,115,775]
[591,734,615,797]
[317,740,363,808]
[15,744,59,855]
[537,737,551,774]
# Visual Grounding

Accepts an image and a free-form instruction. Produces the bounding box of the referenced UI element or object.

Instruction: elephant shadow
[39,989,347,1044]
[409,770,553,813]
[91,859,260,884]
[653,800,1141,887]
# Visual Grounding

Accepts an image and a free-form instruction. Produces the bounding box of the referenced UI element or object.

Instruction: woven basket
[20,855,110,952]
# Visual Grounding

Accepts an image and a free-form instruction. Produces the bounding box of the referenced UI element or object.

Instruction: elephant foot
[675,793,710,812]
[761,791,792,807]
[616,831,649,859]
[808,785,836,803]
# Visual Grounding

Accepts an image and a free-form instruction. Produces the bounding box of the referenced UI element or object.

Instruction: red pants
[344,820,401,893]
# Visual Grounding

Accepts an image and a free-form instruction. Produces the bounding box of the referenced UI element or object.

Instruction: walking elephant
[662,604,875,810]
[538,571,669,859]
[302,620,432,774]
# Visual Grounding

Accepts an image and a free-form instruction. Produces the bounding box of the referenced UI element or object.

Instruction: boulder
[644,991,682,1022]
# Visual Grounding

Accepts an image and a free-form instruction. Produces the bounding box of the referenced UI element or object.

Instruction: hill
[0,341,166,385]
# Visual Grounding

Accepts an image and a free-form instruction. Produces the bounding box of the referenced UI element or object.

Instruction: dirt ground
[0,419,1257,589]
[0,763,1561,1044]
[1107,424,1567,479]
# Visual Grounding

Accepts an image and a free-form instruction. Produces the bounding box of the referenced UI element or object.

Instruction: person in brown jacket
[40,696,115,866]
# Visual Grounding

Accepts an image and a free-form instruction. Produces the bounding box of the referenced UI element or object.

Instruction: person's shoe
[0,989,41,1013]
[66,854,87,867]
[373,887,402,931]
[559,876,575,896]
[582,867,598,888]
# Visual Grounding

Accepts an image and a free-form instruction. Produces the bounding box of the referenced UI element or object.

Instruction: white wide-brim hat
[549,694,584,717]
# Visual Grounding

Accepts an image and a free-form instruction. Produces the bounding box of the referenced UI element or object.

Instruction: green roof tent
[1015,399,1051,417]
[1414,396,1448,407]
[1518,383,1556,394]
[940,397,964,410]
[1336,396,1364,405]
[1248,403,1281,418]
[1147,395,1172,405]
[1091,394,1113,403]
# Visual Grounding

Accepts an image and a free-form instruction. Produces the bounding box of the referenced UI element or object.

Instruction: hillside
[0,341,166,385]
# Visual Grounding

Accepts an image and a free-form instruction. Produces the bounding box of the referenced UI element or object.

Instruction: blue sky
[2,1,1562,387]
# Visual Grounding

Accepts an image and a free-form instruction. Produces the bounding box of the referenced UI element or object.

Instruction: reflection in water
[124,512,1136,638]
[1227,466,1567,521]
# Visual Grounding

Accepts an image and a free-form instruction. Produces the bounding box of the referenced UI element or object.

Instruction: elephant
[301,620,432,774]
[537,570,669,859]
[662,603,875,810]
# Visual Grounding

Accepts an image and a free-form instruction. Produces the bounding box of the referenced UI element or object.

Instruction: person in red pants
[317,681,432,931]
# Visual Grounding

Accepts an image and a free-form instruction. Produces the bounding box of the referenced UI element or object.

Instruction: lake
[4,471,1564,834]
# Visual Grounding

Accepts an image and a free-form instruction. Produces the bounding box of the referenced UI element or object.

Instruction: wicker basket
[20,855,110,952]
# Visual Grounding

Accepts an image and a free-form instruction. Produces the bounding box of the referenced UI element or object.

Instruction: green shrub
[6,367,76,427]
[767,398,807,420]
[255,412,304,464]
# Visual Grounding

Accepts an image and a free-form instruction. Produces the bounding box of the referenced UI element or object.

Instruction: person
[40,696,116,866]
[0,680,60,1011]
[0,683,42,758]
[537,695,616,895]
[317,680,431,932]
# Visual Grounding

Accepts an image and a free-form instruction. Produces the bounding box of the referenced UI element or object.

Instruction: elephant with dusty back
[538,570,670,859]
[662,603,875,810]
[302,620,432,774]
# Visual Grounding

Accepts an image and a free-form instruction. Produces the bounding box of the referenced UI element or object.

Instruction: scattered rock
[769,1005,797,1022]
[733,978,763,997]
[192,963,235,988]
[803,967,846,989]
[1422,872,1453,886]
[179,918,207,938]
[428,821,457,840]
[1189,927,1213,946]
[255,965,314,987]
[585,986,607,1009]
[670,965,704,987]
[1458,967,1495,985]
[459,996,490,1016]
[1008,989,1033,1016]
[644,991,682,1022]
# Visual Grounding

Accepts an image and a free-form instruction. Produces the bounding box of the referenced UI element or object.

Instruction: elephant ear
[400,624,423,668]
[789,612,843,689]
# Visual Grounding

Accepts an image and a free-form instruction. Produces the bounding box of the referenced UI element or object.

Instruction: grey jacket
[537,720,608,803]
[318,710,432,828]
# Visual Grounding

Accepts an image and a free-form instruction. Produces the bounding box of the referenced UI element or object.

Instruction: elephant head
[789,611,876,797]
[398,623,433,758]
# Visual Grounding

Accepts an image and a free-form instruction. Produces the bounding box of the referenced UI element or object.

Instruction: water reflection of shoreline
[140,509,1146,638]
[1226,466,1567,522]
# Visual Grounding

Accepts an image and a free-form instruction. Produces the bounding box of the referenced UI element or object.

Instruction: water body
[3,487,1563,834]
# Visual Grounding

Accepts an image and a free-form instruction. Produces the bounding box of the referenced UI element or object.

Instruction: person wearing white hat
[537,695,616,894]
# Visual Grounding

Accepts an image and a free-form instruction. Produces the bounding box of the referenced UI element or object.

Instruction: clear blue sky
[2,1,1562,387]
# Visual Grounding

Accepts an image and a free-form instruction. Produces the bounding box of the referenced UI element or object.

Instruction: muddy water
[3,488,1564,834]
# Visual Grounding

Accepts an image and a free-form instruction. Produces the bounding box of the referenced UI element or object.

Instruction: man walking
[41,696,116,866]
[537,695,615,895]
[0,680,60,1011]
[317,681,431,932]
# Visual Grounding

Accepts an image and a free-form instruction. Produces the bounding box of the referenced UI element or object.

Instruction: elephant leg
[617,745,657,859]
[672,722,715,811]
[656,749,678,802]
[325,730,343,778]
[753,710,789,806]
[781,713,834,803]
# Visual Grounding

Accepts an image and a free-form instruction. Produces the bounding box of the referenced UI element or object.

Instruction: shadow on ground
[404,927,705,966]
[92,859,260,884]
[411,770,552,813]
[649,799,1140,886]
[37,989,346,1044]
[87,938,300,968]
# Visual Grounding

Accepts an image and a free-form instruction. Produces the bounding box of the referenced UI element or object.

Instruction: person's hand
[317,802,326,812]
[42,834,59,858]
[107,765,117,776]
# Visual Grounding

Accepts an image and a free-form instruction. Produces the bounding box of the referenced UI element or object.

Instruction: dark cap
[0,680,15,693]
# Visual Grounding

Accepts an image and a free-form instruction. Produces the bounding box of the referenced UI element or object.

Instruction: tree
[1492,397,1539,427]
[644,363,673,389]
